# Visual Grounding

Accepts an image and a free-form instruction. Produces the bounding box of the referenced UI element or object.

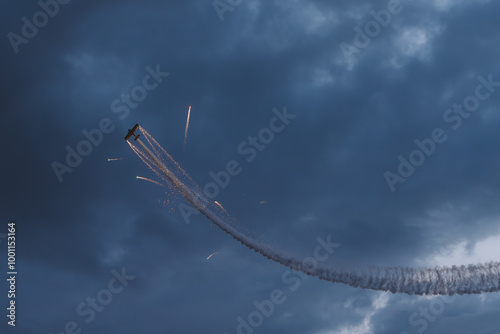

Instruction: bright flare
[136,176,164,187]
[214,200,228,213]
[207,252,218,260]
[183,105,192,150]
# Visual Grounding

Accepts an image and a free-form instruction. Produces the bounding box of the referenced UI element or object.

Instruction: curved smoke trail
[128,127,500,296]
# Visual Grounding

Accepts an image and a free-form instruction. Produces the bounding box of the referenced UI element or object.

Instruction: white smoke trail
[128,127,500,296]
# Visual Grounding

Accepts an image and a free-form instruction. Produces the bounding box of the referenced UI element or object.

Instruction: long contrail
[128,126,500,296]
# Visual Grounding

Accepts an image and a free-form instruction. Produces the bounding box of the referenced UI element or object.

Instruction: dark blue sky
[2,0,500,333]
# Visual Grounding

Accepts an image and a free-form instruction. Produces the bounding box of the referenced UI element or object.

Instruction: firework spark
[136,176,164,187]
[207,252,218,260]
[183,105,192,150]
[214,200,228,213]
[107,158,123,162]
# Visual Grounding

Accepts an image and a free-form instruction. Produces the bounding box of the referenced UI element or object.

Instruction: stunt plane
[125,124,140,141]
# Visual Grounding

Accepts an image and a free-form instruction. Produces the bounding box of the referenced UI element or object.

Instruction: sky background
[1,0,500,333]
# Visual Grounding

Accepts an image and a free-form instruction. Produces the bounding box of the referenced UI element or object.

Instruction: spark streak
[183,105,192,150]
[107,158,123,162]
[136,176,164,187]
[207,252,218,260]
[214,201,228,213]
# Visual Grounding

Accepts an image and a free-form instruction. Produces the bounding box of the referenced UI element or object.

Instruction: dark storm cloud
[1,0,500,333]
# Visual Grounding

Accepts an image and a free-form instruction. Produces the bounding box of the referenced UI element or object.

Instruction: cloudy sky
[2,0,500,333]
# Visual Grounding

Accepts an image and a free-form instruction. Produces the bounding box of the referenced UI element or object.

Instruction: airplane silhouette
[125,124,140,141]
